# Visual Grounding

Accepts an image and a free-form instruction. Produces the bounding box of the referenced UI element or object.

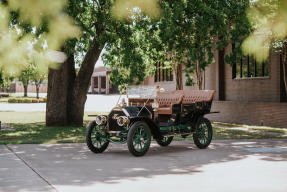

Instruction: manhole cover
[241,148,287,153]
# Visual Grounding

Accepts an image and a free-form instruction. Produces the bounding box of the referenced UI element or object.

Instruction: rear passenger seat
[157,92,183,115]
[172,90,215,104]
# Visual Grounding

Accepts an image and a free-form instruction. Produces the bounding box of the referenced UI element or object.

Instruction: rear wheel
[193,117,213,149]
[156,136,173,147]
[127,121,151,157]
[86,121,109,153]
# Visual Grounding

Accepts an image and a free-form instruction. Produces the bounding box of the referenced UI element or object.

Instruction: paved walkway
[1,139,287,192]
[0,94,126,112]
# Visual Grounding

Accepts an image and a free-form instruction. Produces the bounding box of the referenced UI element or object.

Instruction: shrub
[38,98,47,103]
[23,99,32,103]
[42,97,47,102]
[7,97,46,103]
[32,99,39,103]
[16,99,23,103]
[8,98,17,103]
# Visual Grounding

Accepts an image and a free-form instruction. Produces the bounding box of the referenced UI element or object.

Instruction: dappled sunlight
[0,139,286,192]
[0,122,86,144]
[1,140,285,192]
[0,145,55,192]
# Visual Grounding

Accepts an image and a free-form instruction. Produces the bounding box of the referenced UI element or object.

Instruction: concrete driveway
[1,139,287,192]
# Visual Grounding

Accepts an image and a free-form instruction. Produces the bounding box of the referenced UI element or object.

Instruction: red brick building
[141,46,287,128]
[89,67,119,94]
[5,81,48,93]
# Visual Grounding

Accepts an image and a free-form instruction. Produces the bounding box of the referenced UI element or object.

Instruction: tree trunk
[68,40,103,126]
[36,84,40,99]
[196,60,203,90]
[23,85,28,97]
[46,55,75,126]
[175,64,183,90]
[46,40,103,127]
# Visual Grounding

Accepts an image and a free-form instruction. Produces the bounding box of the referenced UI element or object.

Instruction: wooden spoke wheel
[193,117,213,149]
[127,121,151,157]
[156,136,173,147]
[86,121,109,153]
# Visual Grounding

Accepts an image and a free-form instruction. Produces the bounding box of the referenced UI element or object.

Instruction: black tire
[193,117,213,149]
[127,121,151,157]
[86,121,109,153]
[156,136,173,147]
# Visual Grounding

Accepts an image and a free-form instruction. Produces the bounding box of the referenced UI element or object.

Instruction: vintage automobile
[86,86,215,156]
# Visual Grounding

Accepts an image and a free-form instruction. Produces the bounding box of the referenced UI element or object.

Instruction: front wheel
[156,136,173,147]
[127,121,151,157]
[86,121,109,153]
[193,117,213,149]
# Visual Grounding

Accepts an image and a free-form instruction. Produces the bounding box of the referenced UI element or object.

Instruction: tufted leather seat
[172,90,215,104]
[157,93,183,114]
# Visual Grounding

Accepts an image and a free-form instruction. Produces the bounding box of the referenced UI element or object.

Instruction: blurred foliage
[17,61,47,96]
[0,0,80,77]
[242,0,287,61]
[0,73,13,90]
[18,65,33,88]
[30,62,47,86]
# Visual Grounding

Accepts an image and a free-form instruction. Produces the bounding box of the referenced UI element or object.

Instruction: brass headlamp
[95,115,107,125]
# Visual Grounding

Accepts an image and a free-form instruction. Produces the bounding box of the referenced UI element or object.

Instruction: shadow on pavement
[1,139,287,191]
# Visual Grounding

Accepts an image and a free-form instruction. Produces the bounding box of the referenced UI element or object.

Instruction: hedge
[8,98,46,103]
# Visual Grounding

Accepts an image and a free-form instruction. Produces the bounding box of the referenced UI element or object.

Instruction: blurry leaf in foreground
[0,0,81,75]
[0,30,31,76]
[111,0,161,20]
[8,0,67,26]
[242,34,270,63]
[46,50,67,64]
[243,0,287,61]
[46,15,82,50]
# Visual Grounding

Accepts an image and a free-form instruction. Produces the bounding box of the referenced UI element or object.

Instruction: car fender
[129,117,162,139]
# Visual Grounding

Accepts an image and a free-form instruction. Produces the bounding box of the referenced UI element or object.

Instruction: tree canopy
[103,0,251,89]
[46,0,162,126]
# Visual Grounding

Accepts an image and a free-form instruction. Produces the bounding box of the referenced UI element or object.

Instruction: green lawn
[0,112,286,145]
[0,111,105,144]
[0,111,103,124]
[0,123,86,144]
[212,125,287,140]
[0,112,46,123]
